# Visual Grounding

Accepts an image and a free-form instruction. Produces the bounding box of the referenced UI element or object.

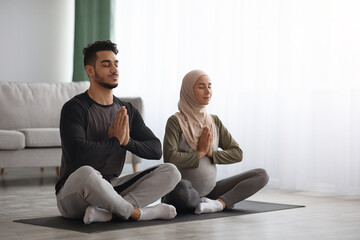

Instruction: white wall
[114,0,360,195]
[0,0,74,83]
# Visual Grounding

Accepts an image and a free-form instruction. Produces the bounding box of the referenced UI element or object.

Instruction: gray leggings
[162,168,269,210]
[56,163,181,220]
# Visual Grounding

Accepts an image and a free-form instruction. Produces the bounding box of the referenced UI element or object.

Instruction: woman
[162,70,269,214]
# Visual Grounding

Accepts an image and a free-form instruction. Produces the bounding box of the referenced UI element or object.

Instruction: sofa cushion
[0,81,90,130]
[18,128,61,147]
[0,130,25,150]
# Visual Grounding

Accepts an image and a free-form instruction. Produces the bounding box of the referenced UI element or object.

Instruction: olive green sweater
[163,115,243,168]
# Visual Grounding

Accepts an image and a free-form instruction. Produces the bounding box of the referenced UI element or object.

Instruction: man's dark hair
[83,40,118,67]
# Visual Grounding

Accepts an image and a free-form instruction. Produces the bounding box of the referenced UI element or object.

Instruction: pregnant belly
[179,157,217,197]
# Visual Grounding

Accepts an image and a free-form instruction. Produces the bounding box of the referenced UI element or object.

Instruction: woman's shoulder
[165,114,183,135]
[167,114,180,124]
[168,114,178,121]
[166,114,181,128]
[210,114,221,126]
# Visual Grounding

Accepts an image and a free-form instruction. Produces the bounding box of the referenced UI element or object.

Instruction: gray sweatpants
[162,168,269,210]
[56,163,181,220]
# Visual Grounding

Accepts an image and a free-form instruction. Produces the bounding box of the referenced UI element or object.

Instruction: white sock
[138,203,177,221]
[194,197,224,215]
[83,206,112,224]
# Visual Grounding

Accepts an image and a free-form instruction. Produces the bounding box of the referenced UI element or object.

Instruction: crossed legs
[56,163,181,224]
[162,168,269,214]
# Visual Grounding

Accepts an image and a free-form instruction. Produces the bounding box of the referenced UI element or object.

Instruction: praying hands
[108,106,129,146]
[196,126,213,158]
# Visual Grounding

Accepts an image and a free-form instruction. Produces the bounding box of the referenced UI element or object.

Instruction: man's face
[92,50,119,89]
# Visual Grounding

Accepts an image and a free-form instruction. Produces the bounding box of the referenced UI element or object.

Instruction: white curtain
[114,0,360,195]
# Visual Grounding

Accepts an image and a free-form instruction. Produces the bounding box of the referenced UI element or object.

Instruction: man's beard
[94,72,118,89]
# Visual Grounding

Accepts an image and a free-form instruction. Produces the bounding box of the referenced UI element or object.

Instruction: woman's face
[193,75,212,105]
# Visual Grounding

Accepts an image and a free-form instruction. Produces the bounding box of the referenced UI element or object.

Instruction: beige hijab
[175,70,216,151]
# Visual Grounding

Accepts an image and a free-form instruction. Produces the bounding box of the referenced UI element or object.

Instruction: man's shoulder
[62,91,90,112]
[113,97,136,113]
[113,96,127,105]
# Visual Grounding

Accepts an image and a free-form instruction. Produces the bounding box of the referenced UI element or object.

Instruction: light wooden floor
[0,167,359,240]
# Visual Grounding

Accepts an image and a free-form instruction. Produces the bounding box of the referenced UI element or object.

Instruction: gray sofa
[0,81,142,175]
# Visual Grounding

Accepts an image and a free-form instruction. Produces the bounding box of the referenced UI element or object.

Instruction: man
[55,40,181,224]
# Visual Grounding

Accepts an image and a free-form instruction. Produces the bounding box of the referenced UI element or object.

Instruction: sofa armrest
[0,130,25,150]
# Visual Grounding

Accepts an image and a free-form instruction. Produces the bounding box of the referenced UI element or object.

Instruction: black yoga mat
[14,200,304,234]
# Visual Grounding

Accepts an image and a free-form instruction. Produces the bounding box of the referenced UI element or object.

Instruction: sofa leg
[56,166,60,176]
[0,168,4,175]
[132,163,138,173]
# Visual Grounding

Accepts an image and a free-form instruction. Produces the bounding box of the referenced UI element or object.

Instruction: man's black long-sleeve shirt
[55,91,162,194]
